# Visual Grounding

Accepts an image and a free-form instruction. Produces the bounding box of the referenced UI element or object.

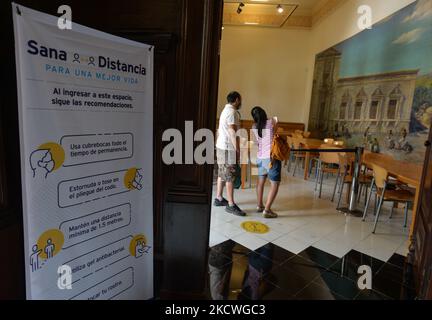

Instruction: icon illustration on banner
[129,234,151,258]
[30,229,64,272]
[30,142,65,178]
[124,168,143,191]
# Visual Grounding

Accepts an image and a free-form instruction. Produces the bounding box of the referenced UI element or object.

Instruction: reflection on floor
[208,170,414,300]
[206,240,415,300]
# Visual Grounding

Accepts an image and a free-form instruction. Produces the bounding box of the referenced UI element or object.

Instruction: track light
[237,2,245,14]
[277,4,284,13]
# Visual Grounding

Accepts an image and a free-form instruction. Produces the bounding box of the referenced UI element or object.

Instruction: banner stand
[13,3,153,300]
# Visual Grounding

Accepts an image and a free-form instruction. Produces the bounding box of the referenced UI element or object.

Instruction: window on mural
[354,101,363,119]
[387,99,398,119]
[339,102,347,119]
[369,100,379,119]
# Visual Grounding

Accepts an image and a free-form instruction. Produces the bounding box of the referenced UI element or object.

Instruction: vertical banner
[12,4,153,300]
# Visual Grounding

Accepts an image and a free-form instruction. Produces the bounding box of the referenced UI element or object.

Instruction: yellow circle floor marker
[241,221,269,234]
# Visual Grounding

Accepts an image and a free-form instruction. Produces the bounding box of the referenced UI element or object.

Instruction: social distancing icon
[37,229,64,260]
[30,229,64,273]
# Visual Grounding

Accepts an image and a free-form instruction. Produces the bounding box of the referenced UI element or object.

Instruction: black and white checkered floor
[209,171,414,300]
[206,240,414,300]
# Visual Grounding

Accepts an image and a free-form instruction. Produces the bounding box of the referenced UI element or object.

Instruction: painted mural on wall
[308,0,432,163]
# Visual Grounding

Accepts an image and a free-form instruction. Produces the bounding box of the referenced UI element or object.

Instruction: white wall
[217,0,416,127]
[217,26,312,122]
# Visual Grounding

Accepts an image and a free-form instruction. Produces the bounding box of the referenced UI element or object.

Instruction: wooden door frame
[0,0,223,299]
[410,128,432,299]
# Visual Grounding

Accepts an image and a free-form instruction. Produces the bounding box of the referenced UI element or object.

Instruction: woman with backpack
[251,106,281,219]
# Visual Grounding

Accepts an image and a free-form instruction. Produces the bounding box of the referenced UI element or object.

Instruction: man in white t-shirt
[214,91,245,216]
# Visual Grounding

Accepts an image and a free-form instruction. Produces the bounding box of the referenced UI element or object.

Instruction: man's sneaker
[226,204,246,216]
[263,209,278,219]
[214,197,229,207]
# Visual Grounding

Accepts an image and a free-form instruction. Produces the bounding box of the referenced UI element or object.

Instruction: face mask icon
[30,149,55,178]
[40,151,55,171]
[29,143,65,179]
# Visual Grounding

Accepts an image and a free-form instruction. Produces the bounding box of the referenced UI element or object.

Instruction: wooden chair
[303,131,311,138]
[293,130,311,138]
[362,164,414,233]
[277,127,284,133]
[362,152,407,189]
[287,136,294,172]
[312,139,336,179]
[308,151,321,179]
[291,137,306,177]
[335,153,373,207]
[315,144,340,198]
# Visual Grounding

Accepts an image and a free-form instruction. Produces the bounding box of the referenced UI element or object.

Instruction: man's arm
[228,124,239,153]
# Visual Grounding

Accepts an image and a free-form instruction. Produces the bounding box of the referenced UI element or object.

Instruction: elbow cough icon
[124,168,143,190]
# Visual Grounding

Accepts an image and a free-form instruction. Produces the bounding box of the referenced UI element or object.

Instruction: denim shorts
[257,158,281,182]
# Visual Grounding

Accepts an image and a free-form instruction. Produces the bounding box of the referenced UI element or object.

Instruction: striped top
[253,119,274,159]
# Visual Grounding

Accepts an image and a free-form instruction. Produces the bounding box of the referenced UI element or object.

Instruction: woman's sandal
[263,209,278,219]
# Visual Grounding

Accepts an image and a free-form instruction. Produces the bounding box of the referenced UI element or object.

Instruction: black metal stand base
[336,207,364,217]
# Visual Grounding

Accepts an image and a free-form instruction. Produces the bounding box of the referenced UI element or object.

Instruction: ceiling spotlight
[237,2,245,14]
[277,4,284,13]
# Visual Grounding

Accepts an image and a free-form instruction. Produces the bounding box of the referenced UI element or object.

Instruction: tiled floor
[208,167,415,300]
[206,240,415,300]
[210,170,411,261]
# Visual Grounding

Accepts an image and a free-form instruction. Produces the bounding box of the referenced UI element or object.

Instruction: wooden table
[277,131,294,137]
[299,138,325,180]
[362,152,423,240]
